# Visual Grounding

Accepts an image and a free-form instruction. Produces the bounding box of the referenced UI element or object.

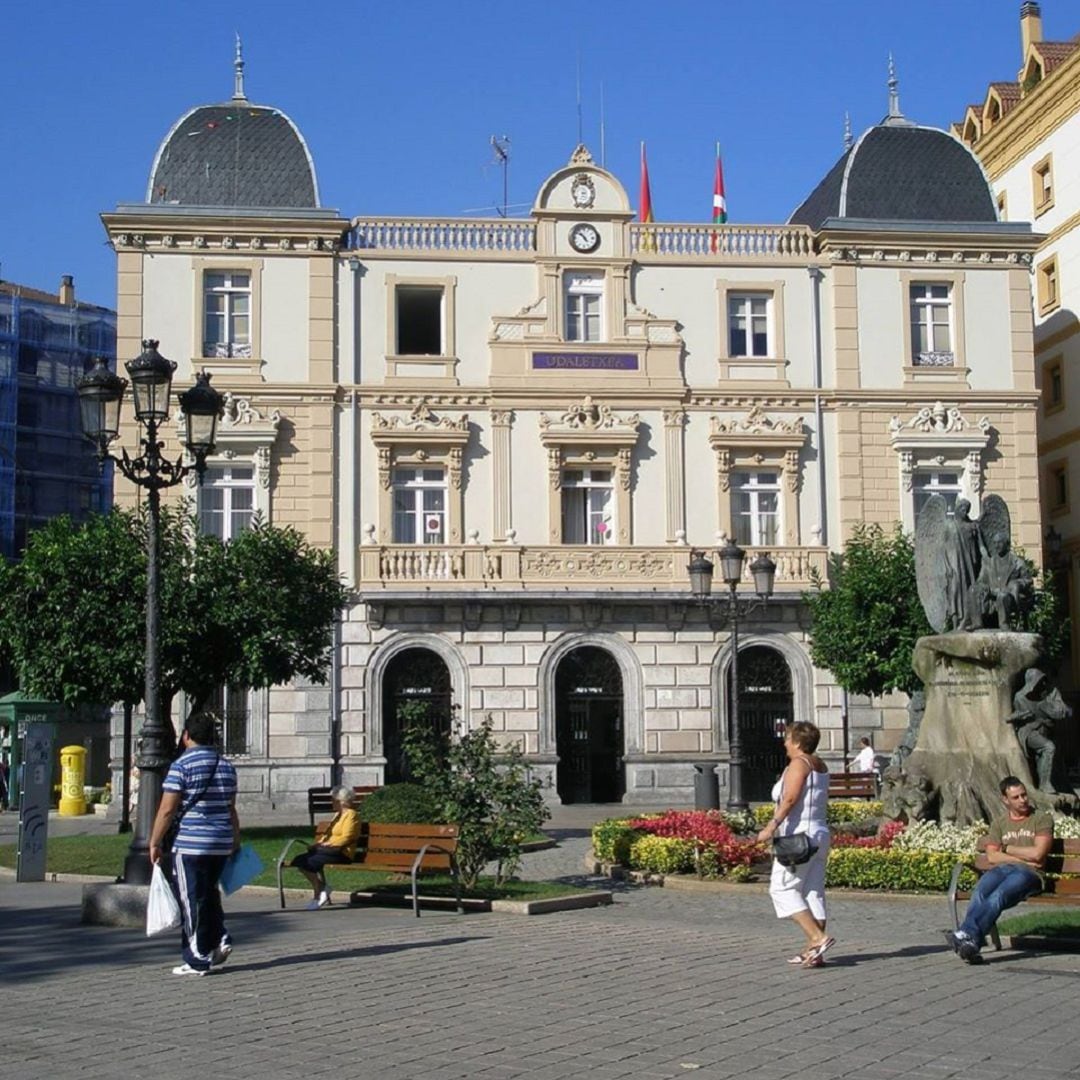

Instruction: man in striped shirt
[150,711,240,976]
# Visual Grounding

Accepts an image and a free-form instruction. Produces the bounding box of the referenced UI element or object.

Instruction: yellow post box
[59,745,87,816]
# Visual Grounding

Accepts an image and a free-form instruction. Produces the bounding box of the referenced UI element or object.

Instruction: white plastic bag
[146,862,181,937]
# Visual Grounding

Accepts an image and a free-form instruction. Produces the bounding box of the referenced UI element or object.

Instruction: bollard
[59,745,87,816]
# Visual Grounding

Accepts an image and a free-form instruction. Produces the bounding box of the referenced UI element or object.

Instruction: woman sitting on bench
[290,785,362,909]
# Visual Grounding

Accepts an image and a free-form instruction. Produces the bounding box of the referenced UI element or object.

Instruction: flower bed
[591,808,1079,891]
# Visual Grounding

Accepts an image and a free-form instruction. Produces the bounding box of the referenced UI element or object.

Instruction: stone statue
[890,689,926,769]
[1006,668,1071,794]
[915,493,1033,633]
[881,762,932,822]
[944,499,980,631]
[971,528,1033,631]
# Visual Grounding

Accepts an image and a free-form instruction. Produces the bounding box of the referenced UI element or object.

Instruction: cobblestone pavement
[4,833,1080,1080]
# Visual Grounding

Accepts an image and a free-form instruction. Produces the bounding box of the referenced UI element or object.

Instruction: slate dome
[789,123,997,230]
[145,42,319,210]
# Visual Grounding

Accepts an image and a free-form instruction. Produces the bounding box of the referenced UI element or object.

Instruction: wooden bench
[276,821,462,917]
[948,836,1080,949]
[306,785,379,828]
[828,771,878,799]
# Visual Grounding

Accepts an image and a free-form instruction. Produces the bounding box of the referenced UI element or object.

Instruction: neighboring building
[950,2,1080,711]
[0,275,115,560]
[103,47,1042,811]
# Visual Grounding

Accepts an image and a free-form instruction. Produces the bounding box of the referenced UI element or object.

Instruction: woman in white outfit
[755,720,834,968]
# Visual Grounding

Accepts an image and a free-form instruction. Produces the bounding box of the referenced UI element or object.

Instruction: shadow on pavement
[228,935,487,973]
[821,943,947,966]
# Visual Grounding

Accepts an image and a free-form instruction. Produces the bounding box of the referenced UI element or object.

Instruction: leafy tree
[804,524,931,698]
[404,717,550,888]
[0,508,350,718]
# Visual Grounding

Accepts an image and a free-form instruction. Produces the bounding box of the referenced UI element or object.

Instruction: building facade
[0,276,115,560]
[103,53,1042,811]
[951,2,1080,712]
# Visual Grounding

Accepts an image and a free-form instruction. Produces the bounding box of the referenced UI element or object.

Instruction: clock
[570,222,600,253]
[571,173,595,209]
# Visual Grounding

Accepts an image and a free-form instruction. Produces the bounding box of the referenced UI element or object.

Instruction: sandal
[801,936,836,967]
[786,953,808,965]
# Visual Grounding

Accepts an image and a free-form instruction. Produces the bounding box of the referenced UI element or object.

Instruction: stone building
[950,1,1080,710]
[103,48,1041,811]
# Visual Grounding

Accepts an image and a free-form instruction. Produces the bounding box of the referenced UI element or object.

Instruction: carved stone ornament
[569,143,595,165]
[370,399,469,434]
[888,402,990,438]
[222,236,235,249]
[538,396,640,434]
[251,236,263,249]
[221,393,282,429]
[662,408,688,429]
[710,405,802,438]
[193,236,206,249]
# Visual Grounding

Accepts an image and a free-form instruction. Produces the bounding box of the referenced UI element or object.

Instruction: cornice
[816,231,1039,268]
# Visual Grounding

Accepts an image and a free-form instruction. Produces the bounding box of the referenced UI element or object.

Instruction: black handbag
[772,833,817,867]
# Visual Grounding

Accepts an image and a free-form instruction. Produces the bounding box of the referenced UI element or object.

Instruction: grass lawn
[0,826,589,901]
[998,908,1080,939]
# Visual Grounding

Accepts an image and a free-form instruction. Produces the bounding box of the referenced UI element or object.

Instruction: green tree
[804,524,932,698]
[403,718,550,888]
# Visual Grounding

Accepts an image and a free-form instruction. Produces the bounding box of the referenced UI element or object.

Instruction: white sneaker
[318,890,332,908]
[171,963,208,977]
[211,943,233,967]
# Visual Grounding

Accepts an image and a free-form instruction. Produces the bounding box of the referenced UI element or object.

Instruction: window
[561,468,614,545]
[1044,357,1064,414]
[913,471,962,520]
[910,283,953,365]
[199,466,255,541]
[728,293,770,357]
[1050,463,1069,513]
[392,467,447,544]
[564,272,603,343]
[732,470,780,546]
[206,683,250,757]
[1038,256,1060,315]
[203,271,251,358]
[1032,155,1054,216]
[396,285,443,355]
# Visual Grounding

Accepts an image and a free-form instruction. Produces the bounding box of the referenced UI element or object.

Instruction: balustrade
[358,544,826,589]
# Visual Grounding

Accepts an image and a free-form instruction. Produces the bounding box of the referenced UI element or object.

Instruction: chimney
[59,274,74,306]
[1021,2,1043,59]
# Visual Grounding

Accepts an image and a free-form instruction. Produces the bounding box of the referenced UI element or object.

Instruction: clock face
[570,223,600,253]
[571,174,595,208]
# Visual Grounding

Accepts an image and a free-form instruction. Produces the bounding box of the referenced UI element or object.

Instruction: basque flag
[711,143,727,253]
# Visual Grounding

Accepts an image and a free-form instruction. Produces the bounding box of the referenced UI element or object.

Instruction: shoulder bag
[772,765,820,868]
[162,752,221,852]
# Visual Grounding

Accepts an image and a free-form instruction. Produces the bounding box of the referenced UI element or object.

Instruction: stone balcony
[357,544,828,593]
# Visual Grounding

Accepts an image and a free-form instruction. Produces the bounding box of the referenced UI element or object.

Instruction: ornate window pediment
[708,407,807,546]
[178,392,281,501]
[538,396,639,544]
[370,399,470,543]
[888,402,992,530]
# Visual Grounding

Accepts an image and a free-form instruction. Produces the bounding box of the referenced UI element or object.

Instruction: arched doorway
[736,645,793,801]
[382,648,453,783]
[555,646,624,803]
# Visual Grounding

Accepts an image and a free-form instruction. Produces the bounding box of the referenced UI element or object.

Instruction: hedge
[356,782,440,824]
[825,847,976,891]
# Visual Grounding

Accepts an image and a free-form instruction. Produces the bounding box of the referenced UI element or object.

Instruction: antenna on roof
[844,111,853,151]
[491,135,511,218]
[887,53,901,119]
[233,33,247,101]
[576,48,583,146]
[600,81,606,168]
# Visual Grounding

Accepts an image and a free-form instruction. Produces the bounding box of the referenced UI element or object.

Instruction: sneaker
[942,930,964,954]
[211,943,233,968]
[171,963,208,977]
[958,939,983,964]
[318,890,332,908]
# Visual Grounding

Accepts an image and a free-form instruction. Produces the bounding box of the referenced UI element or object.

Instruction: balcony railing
[629,223,814,259]
[350,217,536,255]
[358,544,828,591]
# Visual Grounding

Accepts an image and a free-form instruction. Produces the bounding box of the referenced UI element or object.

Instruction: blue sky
[0,1,1073,309]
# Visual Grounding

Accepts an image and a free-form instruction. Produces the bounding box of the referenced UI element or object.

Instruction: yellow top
[318,808,362,859]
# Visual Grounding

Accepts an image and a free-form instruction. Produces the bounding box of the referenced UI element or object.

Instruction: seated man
[944,776,1052,964]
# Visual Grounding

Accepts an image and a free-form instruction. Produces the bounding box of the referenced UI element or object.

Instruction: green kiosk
[0,693,64,809]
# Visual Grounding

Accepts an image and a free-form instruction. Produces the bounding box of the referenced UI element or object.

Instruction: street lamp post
[688,542,776,812]
[77,340,224,884]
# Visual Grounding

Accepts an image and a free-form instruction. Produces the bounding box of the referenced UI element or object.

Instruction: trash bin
[693,762,720,810]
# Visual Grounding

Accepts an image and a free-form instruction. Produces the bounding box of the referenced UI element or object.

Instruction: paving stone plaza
[3,812,1080,1080]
